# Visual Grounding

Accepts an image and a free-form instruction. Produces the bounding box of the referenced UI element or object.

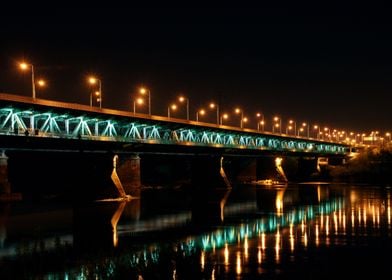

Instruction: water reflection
[0,185,391,279]
[0,203,10,249]
[191,187,231,224]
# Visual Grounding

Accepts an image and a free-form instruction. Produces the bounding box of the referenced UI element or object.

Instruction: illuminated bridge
[0,93,348,155]
[0,93,350,197]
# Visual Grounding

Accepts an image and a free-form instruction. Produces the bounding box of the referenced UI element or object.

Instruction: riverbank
[328,147,392,185]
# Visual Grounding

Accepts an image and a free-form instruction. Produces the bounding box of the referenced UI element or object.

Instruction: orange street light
[140,87,151,115]
[88,76,102,108]
[178,96,190,120]
[220,113,229,125]
[288,120,296,135]
[302,122,309,138]
[168,104,177,118]
[37,79,46,87]
[209,102,220,125]
[258,120,265,132]
[273,116,282,134]
[235,108,244,128]
[133,97,144,114]
[256,112,265,131]
[313,125,321,139]
[19,61,36,99]
[196,109,206,122]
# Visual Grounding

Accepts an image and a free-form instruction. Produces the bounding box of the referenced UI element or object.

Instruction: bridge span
[0,93,347,155]
[0,93,350,199]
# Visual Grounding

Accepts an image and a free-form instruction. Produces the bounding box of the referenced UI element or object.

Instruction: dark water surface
[1,183,391,279]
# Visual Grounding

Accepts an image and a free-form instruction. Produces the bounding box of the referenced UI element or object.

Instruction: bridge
[0,93,347,154]
[0,93,349,198]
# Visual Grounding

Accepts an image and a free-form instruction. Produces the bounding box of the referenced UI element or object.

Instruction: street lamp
[133,97,144,114]
[288,120,296,136]
[273,116,281,134]
[19,62,36,99]
[235,108,244,128]
[220,113,229,125]
[196,109,205,122]
[386,132,391,143]
[168,104,177,118]
[298,127,304,136]
[89,90,101,107]
[242,117,248,128]
[88,76,102,108]
[313,125,321,139]
[286,125,293,135]
[258,120,265,131]
[37,79,46,87]
[324,127,330,141]
[139,87,151,115]
[209,103,220,125]
[302,122,309,138]
[256,112,265,131]
[178,96,189,120]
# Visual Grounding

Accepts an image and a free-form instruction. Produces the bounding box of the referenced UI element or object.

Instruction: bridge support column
[226,158,257,183]
[317,157,329,172]
[191,155,231,189]
[297,157,319,181]
[256,156,288,182]
[275,157,288,183]
[0,151,11,194]
[116,154,141,197]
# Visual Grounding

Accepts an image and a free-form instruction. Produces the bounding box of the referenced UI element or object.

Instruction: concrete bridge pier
[191,155,231,189]
[226,157,257,183]
[115,154,141,198]
[224,156,289,183]
[296,157,320,181]
[256,156,288,182]
[0,151,10,194]
[317,157,329,172]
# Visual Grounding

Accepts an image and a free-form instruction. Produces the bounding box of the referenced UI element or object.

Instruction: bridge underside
[0,133,349,159]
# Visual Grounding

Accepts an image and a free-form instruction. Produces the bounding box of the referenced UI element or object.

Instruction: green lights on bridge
[0,105,348,154]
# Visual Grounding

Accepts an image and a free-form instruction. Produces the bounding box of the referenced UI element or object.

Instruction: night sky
[1,6,391,132]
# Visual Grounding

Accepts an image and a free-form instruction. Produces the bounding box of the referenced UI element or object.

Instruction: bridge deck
[0,93,348,155]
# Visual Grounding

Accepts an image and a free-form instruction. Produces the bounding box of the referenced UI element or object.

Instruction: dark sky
[1,6,391,133]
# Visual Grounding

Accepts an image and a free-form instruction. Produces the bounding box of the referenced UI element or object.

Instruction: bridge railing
[0,102,349,155]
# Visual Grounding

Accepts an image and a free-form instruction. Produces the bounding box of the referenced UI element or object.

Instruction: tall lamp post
[273,116,281,134]
[19,62,36,99]
[386,132,391,143]
[196,109,205,122]
[220,113,228,125]
[288,120,296,136]
[133,97,144,114]
[313,125,321,139]
[209,103,220,125]
[88,76,102,108]
[256,112,264,131]
[235,108,244,128]
[140,87,151,115]
[178,96,189,120]
[258,120,265,131]
[286,124,293,135]
[168,104,177,118]
[302,122,309,138]
[90,91,100,107]
[324,127,330,141]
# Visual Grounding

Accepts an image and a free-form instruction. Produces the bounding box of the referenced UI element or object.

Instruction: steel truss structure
[0,105,347,155]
